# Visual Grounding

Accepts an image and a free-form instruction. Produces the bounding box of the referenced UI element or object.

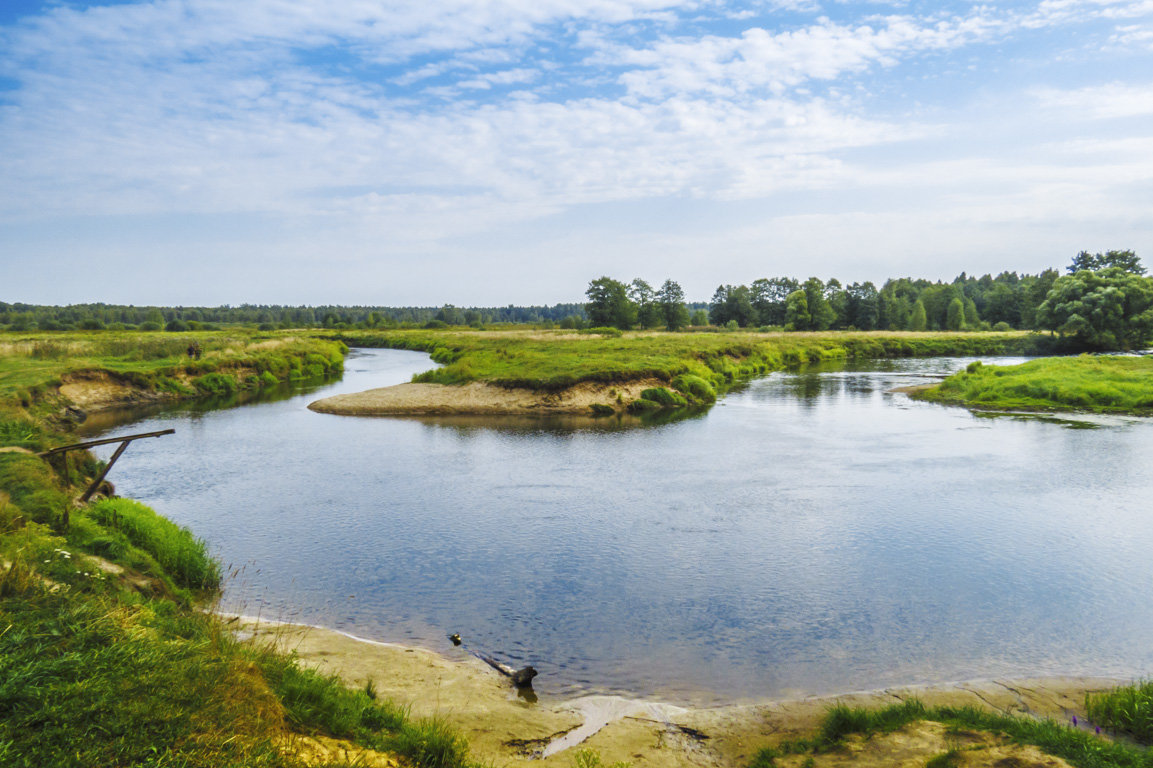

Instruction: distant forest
[0,252,1141,335]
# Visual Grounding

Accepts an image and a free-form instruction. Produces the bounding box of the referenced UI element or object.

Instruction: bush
[626,398,661,413]
[138,321,162,332]
[993,321,1012,332]
[192,373,237,394]
[589,403,615,416]
[165,319,190,332]
[671,374,716,404]
[639,387,687,407]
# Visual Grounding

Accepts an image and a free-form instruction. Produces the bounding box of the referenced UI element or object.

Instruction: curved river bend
[88,349,1153,704]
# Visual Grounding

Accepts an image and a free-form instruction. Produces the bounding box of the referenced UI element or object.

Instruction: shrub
[192,373,237,394]
[639,387,688,407]
[671,374,716,404]
[257,370,279,387]
[993,321,1012,332]
[626,398,661,413]
[589,403,615,416]
[165,319,190,332]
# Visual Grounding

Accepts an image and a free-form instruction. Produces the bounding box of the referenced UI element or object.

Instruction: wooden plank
[38,428,176,457]
[80,440,130,503]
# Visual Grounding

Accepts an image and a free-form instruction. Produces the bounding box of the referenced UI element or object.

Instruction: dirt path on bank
[236,618,1120,768]
[308,379,663,416]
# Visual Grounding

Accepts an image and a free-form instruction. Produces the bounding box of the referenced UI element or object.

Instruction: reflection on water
[89,349,1153,705]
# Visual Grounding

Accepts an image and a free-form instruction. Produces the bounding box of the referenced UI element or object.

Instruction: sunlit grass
[916,355,1153,413]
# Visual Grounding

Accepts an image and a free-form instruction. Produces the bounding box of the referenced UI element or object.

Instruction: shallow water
[88,349,1153,704]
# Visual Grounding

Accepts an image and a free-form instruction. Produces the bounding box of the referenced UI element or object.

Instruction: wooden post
[38,429,175,504]
[80,440,130,503]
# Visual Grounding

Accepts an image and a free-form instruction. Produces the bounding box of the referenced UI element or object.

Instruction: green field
[913,355,1153,414]
[339,328,1047,393]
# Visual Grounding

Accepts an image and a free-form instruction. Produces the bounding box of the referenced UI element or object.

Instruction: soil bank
[238,618,1121,768]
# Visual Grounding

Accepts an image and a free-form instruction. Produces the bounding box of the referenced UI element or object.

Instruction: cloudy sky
[2,0,1151,306]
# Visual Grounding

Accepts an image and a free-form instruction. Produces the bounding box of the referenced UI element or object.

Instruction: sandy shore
[235,617,1122,768]
[308,379,663,416]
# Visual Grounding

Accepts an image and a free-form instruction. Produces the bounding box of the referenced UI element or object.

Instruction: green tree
[1068,249,1145,275]
[586,277,636,329]
[690,309,709,326]
[910,299,928,331]
[963,297,979,327]
[656,279,690,331]
[1036,267,1153,350]
[802,277,835,330]
[945,297,965,330]
[784,290,810,330]
[750,277,800,326]
[629,279,661,329]
[845,282,880,330]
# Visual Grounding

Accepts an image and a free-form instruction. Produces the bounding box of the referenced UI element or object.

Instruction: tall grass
[88,498,221,590]
[1086,681,1153,743]
[917,355,1153,413]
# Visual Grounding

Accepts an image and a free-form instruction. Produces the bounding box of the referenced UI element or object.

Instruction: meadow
[914,355,1153,414]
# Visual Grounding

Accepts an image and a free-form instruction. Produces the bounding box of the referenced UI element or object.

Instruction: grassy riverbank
[0,326,1144,767]
[0,329,480,768]
[336,328,1050,408]
[913,355,1153,414]
[0,331,346,418]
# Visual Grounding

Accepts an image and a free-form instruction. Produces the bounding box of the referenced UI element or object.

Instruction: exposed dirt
[235,618,1120,768]
[308,379,665,416]
[57,372,175,411]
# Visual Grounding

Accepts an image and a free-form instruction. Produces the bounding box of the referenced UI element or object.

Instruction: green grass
[915,355,1153,414]
[337,328,1048,398]
[0,330,347,417]
[1086,681,1153,743]
[88,498,221,591]
[0,328,481,768]
[749,699,1153,768]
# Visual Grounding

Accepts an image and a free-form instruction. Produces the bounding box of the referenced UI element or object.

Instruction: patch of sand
[235,618,1120,768]
[58,372,173,411]
[308,379,664,416]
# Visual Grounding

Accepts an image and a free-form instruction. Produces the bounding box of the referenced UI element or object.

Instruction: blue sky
[2,0,1152,305]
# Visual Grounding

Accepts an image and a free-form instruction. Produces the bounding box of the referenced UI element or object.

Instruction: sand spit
[234,617,1121,768]
[308,379,664,417]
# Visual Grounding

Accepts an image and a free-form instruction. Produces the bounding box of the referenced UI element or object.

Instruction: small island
[912,355,1153,414]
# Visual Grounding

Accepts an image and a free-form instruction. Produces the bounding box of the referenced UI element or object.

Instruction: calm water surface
[88,349,1153,704]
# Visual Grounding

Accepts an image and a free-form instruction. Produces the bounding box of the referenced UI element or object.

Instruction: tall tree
[802,278,835,331]
[1069,249,1145,275]
[750,277,800,325]
[586,277,636,329]
[945,297,965,331]
[785,290,810,330]
[629,279,660,329]
[656,279,690,331]
[910,299,928,331]
[1037,267,1153,350]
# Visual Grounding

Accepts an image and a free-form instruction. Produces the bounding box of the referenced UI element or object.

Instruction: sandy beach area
[235,617,1121,768]
[308,379,663,416]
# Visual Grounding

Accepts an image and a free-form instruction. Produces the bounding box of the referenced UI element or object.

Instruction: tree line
[585,250,1152,350]
[0,302,589,332]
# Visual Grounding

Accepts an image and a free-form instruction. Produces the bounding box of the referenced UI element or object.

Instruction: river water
[85,349,1153,704]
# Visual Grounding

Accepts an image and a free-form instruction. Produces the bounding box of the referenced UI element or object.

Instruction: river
[84,348,1153,705]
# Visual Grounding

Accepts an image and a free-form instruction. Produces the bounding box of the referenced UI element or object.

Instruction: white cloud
[1033,82,1153,118]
